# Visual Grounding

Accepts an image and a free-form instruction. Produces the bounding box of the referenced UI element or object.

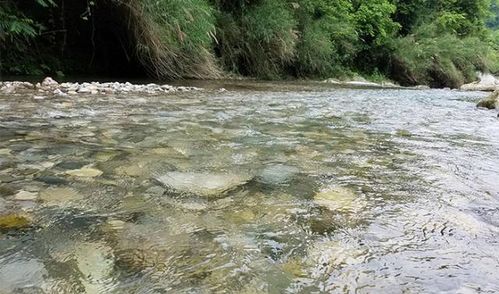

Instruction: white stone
[461,73,499,91]
[41,77,58,87]
[14,190,39,201]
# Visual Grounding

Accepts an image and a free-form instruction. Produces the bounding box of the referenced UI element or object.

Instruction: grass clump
[390,24,493,87]
[120,0,220,79]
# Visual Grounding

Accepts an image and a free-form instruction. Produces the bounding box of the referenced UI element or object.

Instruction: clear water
[1,82,498,293]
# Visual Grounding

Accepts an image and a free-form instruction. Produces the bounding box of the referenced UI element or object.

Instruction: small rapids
[0,81,498,293]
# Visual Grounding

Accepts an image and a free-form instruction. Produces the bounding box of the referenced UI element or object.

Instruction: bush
[215,0,297,78]
[292,0,357,77]
[391,23,492,87]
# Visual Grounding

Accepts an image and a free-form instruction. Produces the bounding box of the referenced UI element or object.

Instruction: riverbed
[0,81,498,293]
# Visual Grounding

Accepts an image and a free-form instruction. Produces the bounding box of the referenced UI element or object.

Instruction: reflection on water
[1,82,498,293]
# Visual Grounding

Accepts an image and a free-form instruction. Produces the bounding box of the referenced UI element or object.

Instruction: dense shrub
[391,24,493,87]
[215,0,297,78]
[292,0,357,77]
[0,0,497,86]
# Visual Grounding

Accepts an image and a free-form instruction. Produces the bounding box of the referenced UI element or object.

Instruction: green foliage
[488,0,499,29]
[0,2,37,44]
[391,23,492,87]
[0,0,497,86]
[354,0,400,46]
[292,0,357,77]
[215,0,297,78]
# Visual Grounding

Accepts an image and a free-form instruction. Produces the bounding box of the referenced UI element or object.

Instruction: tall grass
[215,0,297,78]
[1,0,497,83]
[117,0,220,79]
[391,24,493,87]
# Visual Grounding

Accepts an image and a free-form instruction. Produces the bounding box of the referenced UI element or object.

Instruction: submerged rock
[0,148,11,155]
[65,166,103,178]
[477,90,499,109]
[306,240,367,276]
[155,172,251,198]
[74,242,116,293]
[14,190,39,201]
[0,213,31,231]
[40,187,83,205]
[49,241,116,293]
[0,258,47,293]
[257,164,299,185]
[313,187,363,212]
[0,185,16,197]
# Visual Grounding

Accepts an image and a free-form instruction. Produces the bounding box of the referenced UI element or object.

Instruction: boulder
[477,90,499,109]
[41,77,59,88]
[461,73,499,91]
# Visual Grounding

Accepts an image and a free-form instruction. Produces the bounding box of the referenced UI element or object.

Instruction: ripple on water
[0,84,498,292]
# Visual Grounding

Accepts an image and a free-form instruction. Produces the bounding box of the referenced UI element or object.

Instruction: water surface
[1,82,498,293]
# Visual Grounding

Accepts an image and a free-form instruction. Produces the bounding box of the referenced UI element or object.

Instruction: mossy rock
[0,214,31,231]
[477,91,499,109]
[0,185,16,196]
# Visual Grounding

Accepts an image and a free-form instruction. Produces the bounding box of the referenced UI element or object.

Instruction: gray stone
[155,171,250,198]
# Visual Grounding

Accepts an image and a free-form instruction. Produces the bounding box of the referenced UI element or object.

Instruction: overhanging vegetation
[1,0,498,87]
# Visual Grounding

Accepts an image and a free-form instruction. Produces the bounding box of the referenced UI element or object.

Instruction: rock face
[155,172,250,198]
[0,77,201,96]
[461,73,499,91]
[477,90,499,109]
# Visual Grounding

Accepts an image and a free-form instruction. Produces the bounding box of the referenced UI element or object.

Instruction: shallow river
[1,81,498,293]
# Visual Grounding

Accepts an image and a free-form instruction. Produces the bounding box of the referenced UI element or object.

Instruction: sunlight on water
[0,82,498,293]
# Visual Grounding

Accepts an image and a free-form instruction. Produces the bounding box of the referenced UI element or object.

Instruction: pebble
[1,77,200,96]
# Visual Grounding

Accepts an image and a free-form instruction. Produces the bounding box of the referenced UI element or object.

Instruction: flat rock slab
[14,190,39,201]
[155,172,250,198]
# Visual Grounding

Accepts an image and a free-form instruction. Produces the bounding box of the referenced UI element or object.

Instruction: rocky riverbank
[461,73,499,92]
[0,77,200,97]
[323,77,405,89]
